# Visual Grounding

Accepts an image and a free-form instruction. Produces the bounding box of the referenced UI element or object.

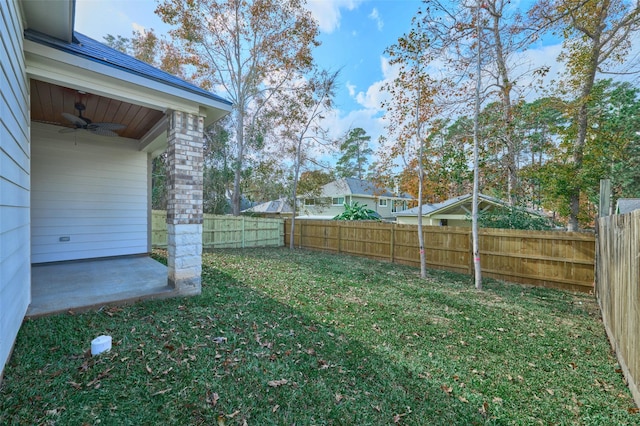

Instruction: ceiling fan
[60,102,126,137]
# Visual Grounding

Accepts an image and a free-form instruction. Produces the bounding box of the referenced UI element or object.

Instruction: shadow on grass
[1,263,487,426]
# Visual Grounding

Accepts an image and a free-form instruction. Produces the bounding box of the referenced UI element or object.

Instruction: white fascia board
[24,40,231,122]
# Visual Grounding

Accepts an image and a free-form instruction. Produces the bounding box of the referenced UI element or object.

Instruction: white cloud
[354,56,399,110]
[132,22,146,34]
[368,8,384,31]
[305,0,364,34]
[346,82,357,97]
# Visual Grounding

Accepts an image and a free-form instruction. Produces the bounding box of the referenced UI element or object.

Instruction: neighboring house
[0,0,231,377]
[242,198,293,218]
[615,198,640,214]
[297,177,413,220]
[394,193,546,226]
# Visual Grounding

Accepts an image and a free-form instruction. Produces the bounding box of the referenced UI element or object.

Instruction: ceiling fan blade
[59,127,78,134]
[90,122,126,131]
[89,127,120,137]
[62,112,87,127]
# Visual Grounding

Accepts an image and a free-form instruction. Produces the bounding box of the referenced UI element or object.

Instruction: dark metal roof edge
[24,29,232,108]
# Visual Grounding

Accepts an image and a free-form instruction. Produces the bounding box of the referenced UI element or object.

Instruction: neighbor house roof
[24,29,232,109]
[616,198,640,214]
[394,193,543,217]
[309,178,412,200]
[243,198,293,214]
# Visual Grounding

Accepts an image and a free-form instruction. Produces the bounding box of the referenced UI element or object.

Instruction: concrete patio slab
[28,256,175,317]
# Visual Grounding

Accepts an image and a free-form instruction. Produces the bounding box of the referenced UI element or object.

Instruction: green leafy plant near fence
[333,201,381,221]
[477,206,558,230]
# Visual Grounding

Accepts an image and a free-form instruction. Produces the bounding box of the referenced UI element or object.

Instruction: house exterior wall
[30,123,148,263]
[396,216,470,227]
[299,195,402,219]
[0,0,30,376]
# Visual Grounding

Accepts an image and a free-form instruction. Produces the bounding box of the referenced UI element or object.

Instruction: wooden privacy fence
[596,210,640,407]
[285,219,595,293]
[152,210,284,249]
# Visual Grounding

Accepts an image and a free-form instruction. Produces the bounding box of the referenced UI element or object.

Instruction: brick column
[166,111,204,295]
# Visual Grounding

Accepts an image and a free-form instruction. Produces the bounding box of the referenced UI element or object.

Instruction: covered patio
[28,256,174,317]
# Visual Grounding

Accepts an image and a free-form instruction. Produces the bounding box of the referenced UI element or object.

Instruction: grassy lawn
[1,248,637,425]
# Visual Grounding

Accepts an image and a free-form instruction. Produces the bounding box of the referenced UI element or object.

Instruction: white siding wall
[31,123,149,263]
[0,0,30,376]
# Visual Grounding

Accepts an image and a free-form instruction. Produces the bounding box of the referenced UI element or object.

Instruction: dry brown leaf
[146,364,153,374]
[267,379,288,387]
[628,407,639,414]
[207,391,220,407]
[546,388,555,396]
[493,397,503,403]
[151,388,171,396]
[227,410,240,418]
[272,404,280,413]
[479,401,489,417]
[217,414,226,426]
[458,396,469,403]
[372,405,381,412]
[441,384,453,396]
[335,393,345,404]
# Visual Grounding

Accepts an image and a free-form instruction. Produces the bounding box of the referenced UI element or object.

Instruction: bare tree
[156,0,319,215]
[271,69,339,250]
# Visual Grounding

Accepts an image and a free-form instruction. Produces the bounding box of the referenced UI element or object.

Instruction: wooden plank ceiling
[30,79,165,140]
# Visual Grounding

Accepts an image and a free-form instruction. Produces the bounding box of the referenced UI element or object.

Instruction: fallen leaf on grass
[267,379,288,387]
[371,405,381,412]
[393,407,412,423]
[479,401,489,418]
[335,393,345,404]
[207,391,220,407]
[492,397,503,403]
[272,404,280,413]
[45,407,64,416]
[68,381,82,390]
[546,388,555,396]
[152,388,171,396]
[628,407,640,414]
[146,365,153,374]
[458,396,469,403]
[441,384,453,396]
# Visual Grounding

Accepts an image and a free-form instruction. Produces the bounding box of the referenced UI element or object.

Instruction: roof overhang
[24,34,231,156]
[21,0,74,43]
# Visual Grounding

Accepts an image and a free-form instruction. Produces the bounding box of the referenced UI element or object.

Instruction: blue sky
[75,1,424,143]
[75,0,568,153]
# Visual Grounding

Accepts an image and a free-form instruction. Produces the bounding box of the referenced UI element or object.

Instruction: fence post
[299,221,303,249]
[242,216,245,248]
[390,224,395,263]
[468,231,474,275]
[338,222,342,253]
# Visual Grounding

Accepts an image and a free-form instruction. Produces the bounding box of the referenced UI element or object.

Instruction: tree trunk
[489,3,517,205]
[232,109,244,216]
[567,35,600,231]
[472,0,483,290]
[289,139,303,250]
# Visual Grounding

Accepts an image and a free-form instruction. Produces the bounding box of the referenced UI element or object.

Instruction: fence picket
[596,211,640,408]
[284,219,594,293]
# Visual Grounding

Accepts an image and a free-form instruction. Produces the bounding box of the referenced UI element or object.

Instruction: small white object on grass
[91,335,112,356]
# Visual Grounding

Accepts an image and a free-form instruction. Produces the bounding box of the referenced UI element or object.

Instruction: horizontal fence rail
[285,219,595,293]
[152,211,284,250]
[596,211,640,407]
